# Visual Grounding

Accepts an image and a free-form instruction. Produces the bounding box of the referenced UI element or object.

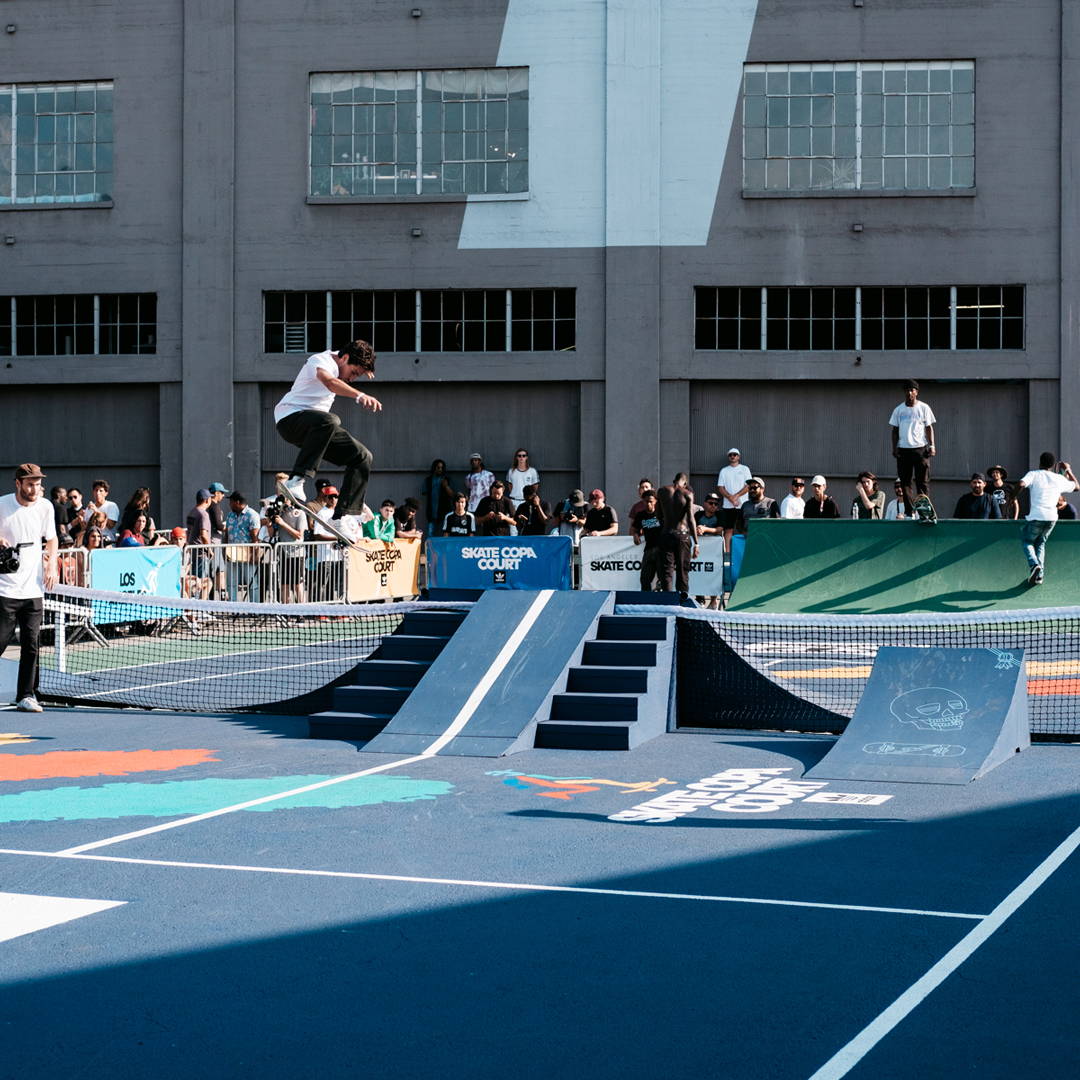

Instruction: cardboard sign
[345,539,421,601]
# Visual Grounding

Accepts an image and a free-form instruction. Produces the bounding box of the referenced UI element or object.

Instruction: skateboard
[275,480,359,549]
[912,494,937,526]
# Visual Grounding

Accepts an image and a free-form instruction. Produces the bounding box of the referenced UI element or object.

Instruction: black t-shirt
[52,500,73,530]
[804,496,840,519]
[394,507,421,534]
[208,499,226,539]
[515,499,552,536]
[632,508,664,548]
[475,495,515,536]
[584,505,617,534]
[441,511,475,537]
[953,492,1001,520]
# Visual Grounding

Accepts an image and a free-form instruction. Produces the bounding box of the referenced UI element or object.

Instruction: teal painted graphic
[0,774,453,822]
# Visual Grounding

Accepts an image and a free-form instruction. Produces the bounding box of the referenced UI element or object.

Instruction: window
[1,82,113,205]
[694,286,1023,350]
[309,68,528,197]
[742,61,974,193]
[1,294,156,356]
[264,289,574,353]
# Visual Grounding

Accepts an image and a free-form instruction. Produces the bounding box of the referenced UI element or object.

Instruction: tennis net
[617,603,1080,738]
[40,585,471,713]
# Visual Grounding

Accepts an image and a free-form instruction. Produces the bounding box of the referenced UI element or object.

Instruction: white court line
[806,821,1080,1080]
[56,590,555,856]
[0,848,987,920]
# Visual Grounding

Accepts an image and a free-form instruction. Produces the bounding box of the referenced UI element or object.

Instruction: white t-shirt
[717,464,752,509]
[313,504,344,561]
[1020,469,1076,521]
[506,466,540,503]
[82,499,120,542]
[884,497,906,521]
[779,494,805,519]
[0,493,57,600]
[274,351,339,423]
[889,401,937,449]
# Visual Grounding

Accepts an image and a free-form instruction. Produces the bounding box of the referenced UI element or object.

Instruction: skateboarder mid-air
[274,340,382,520]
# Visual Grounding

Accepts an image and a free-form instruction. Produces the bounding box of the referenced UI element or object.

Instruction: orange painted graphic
[0,733,36,745]
[1028,678,1080,697]
[504,774,676,801]
[0,748,220,782]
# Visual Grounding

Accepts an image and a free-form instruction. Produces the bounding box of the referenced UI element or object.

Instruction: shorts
[718,508,740,530]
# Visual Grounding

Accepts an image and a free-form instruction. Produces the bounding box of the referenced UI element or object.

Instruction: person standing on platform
[505,448,540,505]
[464,454,496,513]
[716,448,751,550]
[889,379,936,515]
[275,339,381,518]
[1016,453,1078,585]
[0,464,59,713]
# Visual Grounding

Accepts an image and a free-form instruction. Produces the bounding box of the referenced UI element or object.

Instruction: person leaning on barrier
[364,499,398,542]
[851,471,886,520]
[514,483,552,536]
[583,489,618,537]
[953,474,1002,520]
[441,492,477,537]
[627,478,654,524]
[0,464,59,713]
[393,497,424,540]
[804,475,841,519]
[171,526,211,600]
[884,479,907,521]
[737,478,781,532]
[695,493,724,538]
[475,480,516,537]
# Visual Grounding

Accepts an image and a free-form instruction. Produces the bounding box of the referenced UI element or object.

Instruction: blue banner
[426,536,572,591]
[89,546,183,624]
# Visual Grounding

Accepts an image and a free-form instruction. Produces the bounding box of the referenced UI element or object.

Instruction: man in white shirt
[82,479,120,543]
[716,448,752,550]
[275,339,383,520]
[0,464,59,712]
[889,379,937,516]
[1016,452,1078,585]
[779,477,807,519]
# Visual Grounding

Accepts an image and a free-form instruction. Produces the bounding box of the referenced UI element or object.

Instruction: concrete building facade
[1,0,1074,527]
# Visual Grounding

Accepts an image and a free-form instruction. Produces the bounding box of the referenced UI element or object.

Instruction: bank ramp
[728,519,1080,614]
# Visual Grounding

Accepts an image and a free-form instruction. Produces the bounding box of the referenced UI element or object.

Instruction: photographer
[553,489,588,546]
[261,486,306,604]
[0,464,59,713]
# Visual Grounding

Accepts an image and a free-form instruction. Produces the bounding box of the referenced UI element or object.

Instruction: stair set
[308,593,675,754]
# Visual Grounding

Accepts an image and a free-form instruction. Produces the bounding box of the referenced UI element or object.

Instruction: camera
[265,495,289,522]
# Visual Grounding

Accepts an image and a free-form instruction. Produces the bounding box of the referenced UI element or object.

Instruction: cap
[208,482,228,494]
[903,378,920,391]
[13,463,45,480]
[469,452,482,460]
[749,476,765,487]
[791,477,806,485]
[323,485,340,496]
[970,472,985,482]
[811,475,827,487]
[986,464,1008,479]
[589,488,604,499]
[170,526,187,540]
[727,447,741,456]
[705,492,721,502]
[196,488,212,501]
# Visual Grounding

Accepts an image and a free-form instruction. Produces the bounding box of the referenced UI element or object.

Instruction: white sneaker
[282,476,307,503]
[16,696,43,713]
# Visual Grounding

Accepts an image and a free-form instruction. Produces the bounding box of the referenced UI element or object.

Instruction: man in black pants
[888,378,937,515]
[656,480,698,598]
[274,340,382,519]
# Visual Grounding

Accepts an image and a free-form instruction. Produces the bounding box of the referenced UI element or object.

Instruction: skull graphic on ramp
[889,687,969,731]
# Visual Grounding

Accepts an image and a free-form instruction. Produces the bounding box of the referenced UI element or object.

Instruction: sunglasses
[516,453,528,458]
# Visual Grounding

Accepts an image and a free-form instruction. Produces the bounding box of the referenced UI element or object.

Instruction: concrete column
[1060,0,1078,462]
[659,379,691,486]
[181,0,236,499]
[603,0,662,504]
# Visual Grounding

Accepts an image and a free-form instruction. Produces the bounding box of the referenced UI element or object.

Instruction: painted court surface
[0,706,1076,1079]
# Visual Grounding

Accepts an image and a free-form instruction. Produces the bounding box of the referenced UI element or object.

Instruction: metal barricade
[57,547,90,588]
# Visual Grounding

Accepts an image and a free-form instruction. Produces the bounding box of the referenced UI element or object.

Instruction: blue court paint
[0,775,453,823]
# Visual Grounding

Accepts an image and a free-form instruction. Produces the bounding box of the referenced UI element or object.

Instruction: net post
[54,601,67,674]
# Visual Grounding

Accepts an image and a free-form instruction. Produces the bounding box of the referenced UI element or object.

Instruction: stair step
[551,693,639,723]
[535,721,632,751]
[348,659,428,688]
[582,640,657,667]
[377,634,450,661]
[332,685,411,713]
[596,615,669,641]
[399,610,468,636]
[566,666,650,694]
[309,711,393,741]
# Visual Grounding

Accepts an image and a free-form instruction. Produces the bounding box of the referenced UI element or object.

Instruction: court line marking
[0,848,986,920]
[806,821,1080,1080]
[55,590,555,856]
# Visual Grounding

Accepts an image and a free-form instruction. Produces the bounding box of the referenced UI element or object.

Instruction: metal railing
[182,541,348,605]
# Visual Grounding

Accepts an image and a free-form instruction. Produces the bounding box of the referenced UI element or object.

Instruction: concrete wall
[0,0,1068,528]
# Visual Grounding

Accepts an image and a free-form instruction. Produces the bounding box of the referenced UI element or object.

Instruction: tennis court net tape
[40,585,472,714]
[619,603,1080,736]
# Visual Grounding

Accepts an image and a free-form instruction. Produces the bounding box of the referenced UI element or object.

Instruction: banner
[579,536,726,594]
[426,536,572,590]
[89,546,183,624]
[346,539,421,601]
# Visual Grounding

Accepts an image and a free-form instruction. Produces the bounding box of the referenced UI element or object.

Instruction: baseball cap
[970,472,985,481]
[705,492,720,502]
[748,476,765,486]
[727,447,741,456]
[208,482,228,494]
[196,488,212,501]
[469,452,482,460]
[13,463,45,480]
[170,526,187,540]
[322,485,340,496]
[589,488,604,499]
[811,475,827,486]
